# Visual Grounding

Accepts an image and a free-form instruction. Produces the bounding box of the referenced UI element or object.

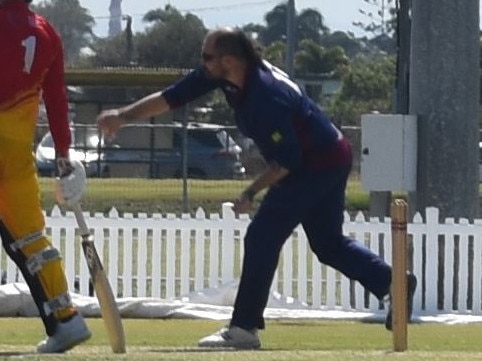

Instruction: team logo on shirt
[271,131,282,143]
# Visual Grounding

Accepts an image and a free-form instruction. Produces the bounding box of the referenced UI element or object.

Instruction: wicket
[390,199,408,351]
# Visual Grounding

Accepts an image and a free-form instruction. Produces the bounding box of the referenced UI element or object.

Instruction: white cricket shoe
[37,313,91,353]
[198,325,261,349]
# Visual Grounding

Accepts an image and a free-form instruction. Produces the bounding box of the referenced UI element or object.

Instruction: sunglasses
[201,52,217,62]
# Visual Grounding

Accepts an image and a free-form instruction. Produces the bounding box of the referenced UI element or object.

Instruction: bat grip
[72,202,90,237]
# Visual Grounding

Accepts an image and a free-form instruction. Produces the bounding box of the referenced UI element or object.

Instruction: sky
[79,0,367,37]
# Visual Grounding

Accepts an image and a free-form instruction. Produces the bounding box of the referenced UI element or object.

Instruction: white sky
[79,0,368,37]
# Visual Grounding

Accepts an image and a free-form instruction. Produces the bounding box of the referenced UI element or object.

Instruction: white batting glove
[55,158,87,206]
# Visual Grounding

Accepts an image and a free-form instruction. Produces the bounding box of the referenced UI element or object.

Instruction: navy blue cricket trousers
[230,163,392,330]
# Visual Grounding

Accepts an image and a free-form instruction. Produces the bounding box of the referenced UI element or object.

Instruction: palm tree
[295,39,349,102]
[295,39,349,78]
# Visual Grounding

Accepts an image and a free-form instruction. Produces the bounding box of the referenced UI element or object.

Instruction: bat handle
[72,202,90,237]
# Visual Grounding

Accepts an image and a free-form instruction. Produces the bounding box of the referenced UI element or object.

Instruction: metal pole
[181,105,190,213]
[122,15,133,65]
[285,0,296,76]
[369,0,412,220]
[395,0,410,115]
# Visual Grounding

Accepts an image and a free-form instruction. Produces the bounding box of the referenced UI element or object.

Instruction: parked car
[35,129,109,177]
[104,122,246,179]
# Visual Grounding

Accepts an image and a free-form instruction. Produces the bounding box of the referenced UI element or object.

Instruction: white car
[35,129,108,177]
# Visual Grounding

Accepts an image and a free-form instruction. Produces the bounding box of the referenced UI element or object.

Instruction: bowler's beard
[203,66,226,81]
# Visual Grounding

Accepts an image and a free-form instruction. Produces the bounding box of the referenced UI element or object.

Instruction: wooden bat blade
[82,238,126,354]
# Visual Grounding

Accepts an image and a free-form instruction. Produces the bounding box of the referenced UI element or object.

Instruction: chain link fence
[36,70,361,215]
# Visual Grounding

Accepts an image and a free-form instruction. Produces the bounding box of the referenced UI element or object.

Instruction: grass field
[30,177,482,360]
[38,177,371,215]
[3,318,482,360]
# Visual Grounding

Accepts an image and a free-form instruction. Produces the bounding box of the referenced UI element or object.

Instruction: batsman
[0,0,90,353]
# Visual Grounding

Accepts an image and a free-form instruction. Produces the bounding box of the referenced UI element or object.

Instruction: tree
[32,0,95,66]
[257,4,328,47]
[262,41,286,69]
[296,8,328,44]
[328,55,395,126]
[321,31,364,59]
[87,15,135,67]
[294,40,349,102]
[259,4,286,46]
[354,0,397,37]
[353,0,398,55]
[295,40,349,78]
[89,34,130,67]
[135,6,206,68]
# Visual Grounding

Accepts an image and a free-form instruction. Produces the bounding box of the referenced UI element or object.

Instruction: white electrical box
[361,114,417,191]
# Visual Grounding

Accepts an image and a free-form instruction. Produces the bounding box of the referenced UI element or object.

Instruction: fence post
[425,207,439,312]
[391,199,408,352]
[221,203,235,283]
[194,207,206,291]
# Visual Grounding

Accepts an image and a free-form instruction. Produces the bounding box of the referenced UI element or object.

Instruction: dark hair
[25,0,33,3]
[212,29,263,68]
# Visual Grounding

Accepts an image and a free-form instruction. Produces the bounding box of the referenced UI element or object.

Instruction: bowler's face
[201,35,226,79]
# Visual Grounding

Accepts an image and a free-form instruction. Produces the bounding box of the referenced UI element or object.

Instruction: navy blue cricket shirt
[162,61,351,174]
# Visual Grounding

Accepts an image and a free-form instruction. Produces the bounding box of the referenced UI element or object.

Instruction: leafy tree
[295,40,349,78]
[88,34,131,67]
[262,41,286,69]
[32,0,94,66]
[136,6,206,68]
[368,33,397,54]
[328,55,395,126]
[259,4,287,45]
[294,40,349,102]
[257,4,328,47]
[321,31,364,59]
[296,8,328,44]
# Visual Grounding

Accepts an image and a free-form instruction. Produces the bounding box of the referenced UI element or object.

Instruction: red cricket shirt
[0,1,70,156]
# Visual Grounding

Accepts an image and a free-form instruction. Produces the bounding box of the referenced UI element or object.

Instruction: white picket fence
[1,202,482,316]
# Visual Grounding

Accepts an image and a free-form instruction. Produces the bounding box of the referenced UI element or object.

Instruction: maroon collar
[1,1,29,10]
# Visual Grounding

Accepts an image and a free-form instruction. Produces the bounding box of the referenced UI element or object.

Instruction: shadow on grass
[148,347,281,353]
[0,352,36,357]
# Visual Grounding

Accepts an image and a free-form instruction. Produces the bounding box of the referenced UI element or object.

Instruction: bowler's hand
[97,109,127,139]
[232,190,254,214]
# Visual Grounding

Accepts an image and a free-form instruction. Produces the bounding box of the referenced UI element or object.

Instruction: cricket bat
[72,202,126,354]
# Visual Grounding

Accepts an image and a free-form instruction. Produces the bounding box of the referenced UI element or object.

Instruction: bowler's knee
[311,236,350,264]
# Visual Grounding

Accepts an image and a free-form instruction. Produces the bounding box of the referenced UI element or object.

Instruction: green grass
[39,177,370,215]
[2,318,482,360]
